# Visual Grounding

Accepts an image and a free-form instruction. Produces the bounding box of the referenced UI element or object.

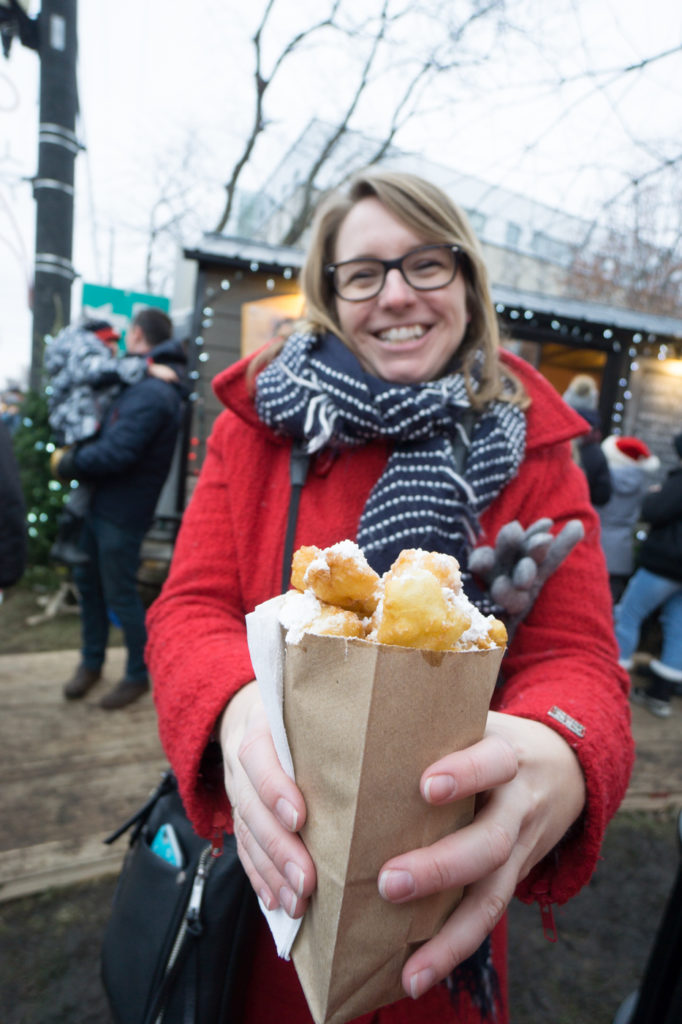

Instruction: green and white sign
[81,283,170,346]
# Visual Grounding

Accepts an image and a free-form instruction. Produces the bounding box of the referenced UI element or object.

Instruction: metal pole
[30,0,78,392]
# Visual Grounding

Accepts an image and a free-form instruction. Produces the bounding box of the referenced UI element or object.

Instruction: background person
[146,170,633,1024]
[562,373,612,507]
[45,317,177,567]
[598,435,660,603]
[0,417,27,596]
[55,308,188,710]
[615,430,682,718]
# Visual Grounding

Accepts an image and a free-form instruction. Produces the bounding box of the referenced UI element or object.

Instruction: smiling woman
[146,167,634,1024]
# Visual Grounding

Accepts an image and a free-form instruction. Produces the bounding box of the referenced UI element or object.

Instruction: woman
[598,435,660,604]
[561,373,611,507]
[147,170,633,1023]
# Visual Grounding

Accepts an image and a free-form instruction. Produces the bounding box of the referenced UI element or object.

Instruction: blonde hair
[252,169,527,408]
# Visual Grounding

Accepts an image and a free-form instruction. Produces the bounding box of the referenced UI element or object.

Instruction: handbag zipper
[154,843,216,1024]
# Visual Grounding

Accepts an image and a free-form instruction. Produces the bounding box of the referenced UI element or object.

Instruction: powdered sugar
[280,590,321,644]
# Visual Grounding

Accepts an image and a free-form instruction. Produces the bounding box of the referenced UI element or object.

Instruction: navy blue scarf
[255,331,526,596]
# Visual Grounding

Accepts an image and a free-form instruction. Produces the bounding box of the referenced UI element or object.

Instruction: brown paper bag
[283,632,503,1024]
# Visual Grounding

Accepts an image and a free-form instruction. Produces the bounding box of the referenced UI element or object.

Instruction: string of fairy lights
[164,259,682,477]
[494,300,682,436]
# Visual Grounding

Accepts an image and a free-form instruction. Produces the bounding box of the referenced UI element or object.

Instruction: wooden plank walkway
[0,649,680,903]
[0,648,167,902]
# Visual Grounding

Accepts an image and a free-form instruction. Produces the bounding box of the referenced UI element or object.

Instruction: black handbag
[101,770,258,1024]
[100,441,311,1024]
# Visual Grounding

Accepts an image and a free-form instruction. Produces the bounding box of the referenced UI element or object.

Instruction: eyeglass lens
[332,245,458,300]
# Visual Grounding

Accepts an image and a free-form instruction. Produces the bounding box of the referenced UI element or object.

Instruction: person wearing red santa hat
[598,435,660,603]
[614,430,682,718]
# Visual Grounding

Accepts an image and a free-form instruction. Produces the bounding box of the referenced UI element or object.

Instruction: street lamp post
[30,0,79,391]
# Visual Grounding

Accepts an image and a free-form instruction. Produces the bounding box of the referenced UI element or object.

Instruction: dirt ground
[1,579,680,1023]
[0,810,678,1024]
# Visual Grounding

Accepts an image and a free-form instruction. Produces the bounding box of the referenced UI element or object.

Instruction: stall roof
[185,234,682,347]
[184,233,305,274]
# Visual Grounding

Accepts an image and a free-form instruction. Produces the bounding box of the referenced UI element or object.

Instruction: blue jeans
[72,514,149,682]
[614,568,682,671]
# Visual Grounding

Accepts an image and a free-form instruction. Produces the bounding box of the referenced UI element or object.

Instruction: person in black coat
[55,308,189,710]
[562,374,611,507]
[614,430,682,718]
[0,418,27,593]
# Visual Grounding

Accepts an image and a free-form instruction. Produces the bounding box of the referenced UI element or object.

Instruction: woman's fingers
[421,727,518,805]
[237,709,306,833]
[233,779,314,915]
[380,713,588,998]
[401,857,520,998]
[219,682,315,915]
[379,785,520,902]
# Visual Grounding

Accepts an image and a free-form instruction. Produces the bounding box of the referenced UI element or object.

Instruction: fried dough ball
[456,616,508,651]
[389,548,462,594]
[375,569,471,651]
[302,540,380,617]
[285,541,506,651]
[291,546,321,594]
[308,604,366,638]
[487,618,508,648]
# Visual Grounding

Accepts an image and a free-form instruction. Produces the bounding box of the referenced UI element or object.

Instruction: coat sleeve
[67,344,145,390]
[482,438,634,907]
[71,382,173,479]
[0,421,27,589]
[578,441,612,506]
[146,412,255,837]
[641,474,682,524]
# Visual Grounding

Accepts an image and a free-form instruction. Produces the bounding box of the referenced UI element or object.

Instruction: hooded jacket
[69,338,189,532]
[44,324,148,445]
[598,435,660,576]
[146,347,633,1024]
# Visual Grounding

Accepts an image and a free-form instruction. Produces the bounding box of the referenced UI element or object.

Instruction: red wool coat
[146,349,634,1024]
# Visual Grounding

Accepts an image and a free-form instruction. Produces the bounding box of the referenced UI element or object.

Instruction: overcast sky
[1,0,681,388]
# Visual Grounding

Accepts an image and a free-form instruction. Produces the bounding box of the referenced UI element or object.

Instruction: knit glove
[469,517,585,638]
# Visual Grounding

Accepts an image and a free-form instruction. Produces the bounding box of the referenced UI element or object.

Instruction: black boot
[50,510,90,567]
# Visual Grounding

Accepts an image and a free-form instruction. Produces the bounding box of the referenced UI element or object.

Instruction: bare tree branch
[214,0,344,233]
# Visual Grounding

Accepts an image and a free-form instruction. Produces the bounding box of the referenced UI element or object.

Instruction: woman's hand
[377,711,586,1000]
[219,681,316,917]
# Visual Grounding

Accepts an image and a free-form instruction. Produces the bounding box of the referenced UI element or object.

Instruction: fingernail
[279,886,298,917]
[424,774,456,803]
[379,869,416,902]
[284,861,305,897]
[409,967,435,999]
[259,889,272,910]
[275,798,299,831]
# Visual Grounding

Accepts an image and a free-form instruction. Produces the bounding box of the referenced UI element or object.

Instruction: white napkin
[245,594,302,959]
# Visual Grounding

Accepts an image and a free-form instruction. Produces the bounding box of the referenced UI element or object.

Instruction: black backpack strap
[281,441,311,593]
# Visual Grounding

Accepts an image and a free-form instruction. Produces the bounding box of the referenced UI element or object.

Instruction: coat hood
[149,338,191,398]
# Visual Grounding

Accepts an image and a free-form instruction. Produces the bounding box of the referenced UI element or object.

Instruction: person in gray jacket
[598,435,660,603]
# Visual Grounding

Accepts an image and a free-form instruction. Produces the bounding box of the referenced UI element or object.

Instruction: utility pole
[30,0,79,391]
[1,0,79,392]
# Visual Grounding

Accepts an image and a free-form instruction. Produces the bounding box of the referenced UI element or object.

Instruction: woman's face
[332,197,470,383]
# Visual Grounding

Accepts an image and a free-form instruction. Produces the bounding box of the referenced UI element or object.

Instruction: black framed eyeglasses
[325,244,463,302]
